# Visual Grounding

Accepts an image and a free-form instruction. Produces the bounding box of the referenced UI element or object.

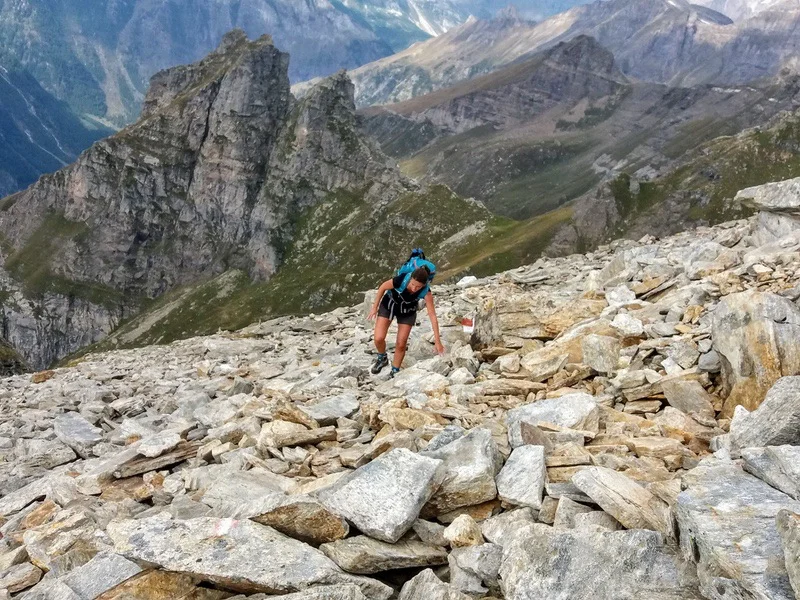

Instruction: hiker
[368,249,445,377]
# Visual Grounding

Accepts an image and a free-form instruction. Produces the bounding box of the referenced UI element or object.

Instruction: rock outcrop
[737,175,800,245]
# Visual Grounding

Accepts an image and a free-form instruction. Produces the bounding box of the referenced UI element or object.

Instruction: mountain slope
[344,0,800,109]
[692,0,800,20]
[433,99,800,279]
[362,36,800,220]
[0,63,112,198]
[0,31,489,370]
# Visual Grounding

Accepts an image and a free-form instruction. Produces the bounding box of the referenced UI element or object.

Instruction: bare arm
[368,279,394,319]
[425,292,445,353]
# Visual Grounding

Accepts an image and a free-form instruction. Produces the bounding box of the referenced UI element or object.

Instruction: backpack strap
[394,272,412,294]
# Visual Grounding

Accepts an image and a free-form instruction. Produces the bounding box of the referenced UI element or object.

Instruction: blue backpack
[394,248,436,301]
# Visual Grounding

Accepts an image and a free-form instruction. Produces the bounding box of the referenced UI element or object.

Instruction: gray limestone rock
[412,520,448,546]
[137,431,182,458]
[53,413,104,458]
[60,552,143,599]
[448,543,503,596]
[730,376,800,450]
[712,292,800,415]
[572,467,673,538]
[300,394,360,426]
[581,334,620,374]
[317,448,442,543]
[736,177,800,215]
[499,526,701,599]
[266,586,369,599]
[676,458,800,600]
[397,569,472,600]
[421,428,502,516]
[506,394,598,448]
[553,496,594,530]
[108,516,392,598]
[495,445,546,509]
[572,511,623,531]
[742,446,800,500]
[481,508,539,547]
[698,350,721,373]
[660,379,715,420]
[776,510,800,599]
[320,535,447,574]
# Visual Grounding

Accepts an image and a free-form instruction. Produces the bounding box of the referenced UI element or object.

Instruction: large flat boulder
[572,467,673,538]
[499,525,701,599]
[712,292,800,415]
[107,516,392,598]
[741,446,800,500]
[421,428,502,516]
[736,177,800,215]
[320,535,447,574]
[506,394,598,448]
[317,448,442,543]
[676,458,800,600]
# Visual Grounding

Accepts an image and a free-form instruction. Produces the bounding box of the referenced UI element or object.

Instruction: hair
[411,266,430,284]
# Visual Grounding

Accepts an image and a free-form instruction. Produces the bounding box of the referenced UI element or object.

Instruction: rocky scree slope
[0,30,489,372]
[341,0,800,109]
[2,179,800,598]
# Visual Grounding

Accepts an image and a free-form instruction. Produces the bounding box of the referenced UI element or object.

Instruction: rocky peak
[540,35,627,82]
[494,5,527,24]
[0,32,412,370]
[141,30,284,119]
[270,69,404,208]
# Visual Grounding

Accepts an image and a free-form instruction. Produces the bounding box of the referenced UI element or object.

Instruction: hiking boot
[389,366,401,379]
[371,353,389,374]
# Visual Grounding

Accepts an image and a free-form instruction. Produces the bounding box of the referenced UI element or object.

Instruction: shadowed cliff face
[0,336,27,376]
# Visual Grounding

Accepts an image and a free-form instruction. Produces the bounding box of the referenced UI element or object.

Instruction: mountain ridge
[339,0,800,109]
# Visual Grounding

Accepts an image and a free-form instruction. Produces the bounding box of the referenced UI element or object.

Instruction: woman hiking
[367,249,445,377]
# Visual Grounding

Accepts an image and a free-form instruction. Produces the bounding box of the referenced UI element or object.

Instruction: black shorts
[378,293,417,326]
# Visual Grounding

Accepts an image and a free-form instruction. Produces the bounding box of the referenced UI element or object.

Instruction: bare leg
[393,324,413,368]
[374,317,390,354]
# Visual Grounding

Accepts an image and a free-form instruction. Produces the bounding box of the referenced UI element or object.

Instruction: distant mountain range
[362,34,800,220]
[0,0,590,128]
[341,0,800,108]
[0,63,111,198]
